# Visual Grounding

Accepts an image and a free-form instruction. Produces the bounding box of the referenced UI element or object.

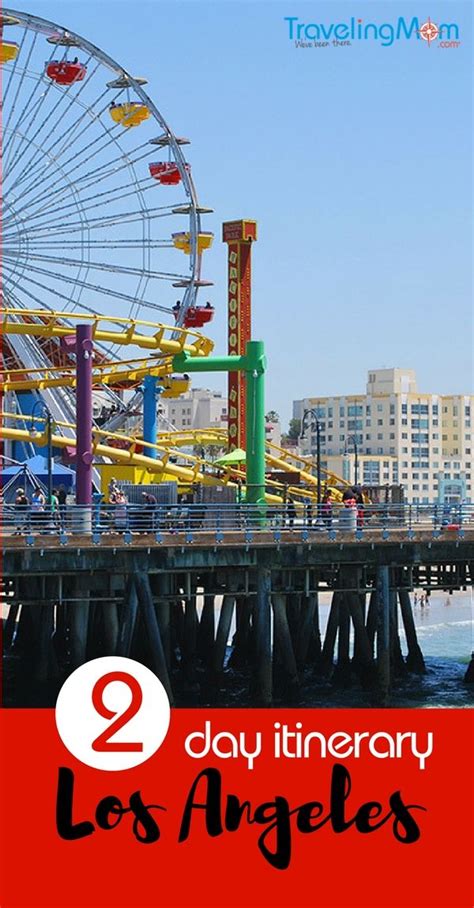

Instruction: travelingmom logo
[284,15,461,49]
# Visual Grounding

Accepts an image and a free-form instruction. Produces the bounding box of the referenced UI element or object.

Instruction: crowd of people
[13,484,68,534]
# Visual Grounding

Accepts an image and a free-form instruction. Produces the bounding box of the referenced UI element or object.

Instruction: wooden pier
[3,529,474,706]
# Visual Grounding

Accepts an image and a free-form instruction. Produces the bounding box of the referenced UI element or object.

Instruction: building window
[377,419,383,425]
[402,473,408,479]
[377,433,383,440]
[377,447,383,454]
[401,404,408,414]
[390,404,395,414]
[390,433,395,440]
[377,404,383,412]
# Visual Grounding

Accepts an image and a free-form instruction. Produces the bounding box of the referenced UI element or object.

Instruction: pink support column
[75,324,93,505]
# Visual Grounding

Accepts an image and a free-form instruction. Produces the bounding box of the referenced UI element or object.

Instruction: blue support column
[143,375,158,459]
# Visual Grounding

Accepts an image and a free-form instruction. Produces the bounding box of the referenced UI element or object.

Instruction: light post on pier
[344,433,359,487]
[29,401,54,510]
[300,408,322,513]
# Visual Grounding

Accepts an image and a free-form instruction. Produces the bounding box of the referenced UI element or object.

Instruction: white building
[161,387,228,431]
[294,369,473,503]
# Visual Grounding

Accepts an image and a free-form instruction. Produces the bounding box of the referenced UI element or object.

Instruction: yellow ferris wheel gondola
[172,232,214,254]
[0,42,20,64]
[109,101,150,128]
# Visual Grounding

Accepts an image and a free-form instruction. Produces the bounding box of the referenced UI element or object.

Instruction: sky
[8,0,473,427]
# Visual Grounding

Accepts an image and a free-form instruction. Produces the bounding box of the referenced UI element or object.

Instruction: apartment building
[160,387,229,431]
[293,369,473,503]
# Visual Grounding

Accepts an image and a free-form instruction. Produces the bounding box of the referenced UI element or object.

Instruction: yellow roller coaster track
[0,414,346,504]
[0,357,189,395]
[1,309,214,357]
[1,309,359,503]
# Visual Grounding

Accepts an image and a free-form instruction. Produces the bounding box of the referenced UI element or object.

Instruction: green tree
[265,410,280,424]
[286,418,301,441]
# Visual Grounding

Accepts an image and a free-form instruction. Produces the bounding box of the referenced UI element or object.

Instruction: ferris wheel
[0,6,214,380]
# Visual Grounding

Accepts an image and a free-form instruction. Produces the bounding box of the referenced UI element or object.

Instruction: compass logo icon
[418,17,439,44]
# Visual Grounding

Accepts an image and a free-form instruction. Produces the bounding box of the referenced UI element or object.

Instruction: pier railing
[1,501,472,544]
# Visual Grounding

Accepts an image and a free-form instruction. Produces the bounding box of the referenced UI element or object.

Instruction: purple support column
[76,324,93,505]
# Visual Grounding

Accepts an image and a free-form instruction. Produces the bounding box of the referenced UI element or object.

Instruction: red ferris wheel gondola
[45,59,87,85]
[149,161,191,185]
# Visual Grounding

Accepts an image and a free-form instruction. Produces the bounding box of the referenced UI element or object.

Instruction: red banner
[1,708,472,908]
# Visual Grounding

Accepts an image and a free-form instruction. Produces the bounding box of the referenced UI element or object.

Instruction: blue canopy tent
[0,455,75,498]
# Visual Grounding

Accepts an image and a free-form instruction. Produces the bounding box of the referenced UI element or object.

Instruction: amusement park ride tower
[222,219,258,451]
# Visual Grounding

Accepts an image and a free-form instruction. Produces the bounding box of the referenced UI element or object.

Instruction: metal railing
[1,502,472,544]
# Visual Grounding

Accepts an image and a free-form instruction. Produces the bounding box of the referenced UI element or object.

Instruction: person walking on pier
[13,488,29,535]
[141,491,157,533]
[51,489,60,531]
[339,489,357,531]
[30,487,46,533]
[57,484,67,528]
[286,498,296,528]
[111,489,128,534]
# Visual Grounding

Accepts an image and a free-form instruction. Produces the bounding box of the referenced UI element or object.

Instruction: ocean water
[299,590,473,709]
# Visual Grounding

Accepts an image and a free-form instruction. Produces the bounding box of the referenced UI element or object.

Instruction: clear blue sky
[14,0,473,426]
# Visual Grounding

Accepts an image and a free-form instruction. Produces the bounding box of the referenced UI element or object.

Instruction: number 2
[91,671,143,752]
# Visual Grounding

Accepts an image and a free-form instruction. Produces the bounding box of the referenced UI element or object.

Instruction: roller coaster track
[1,310,359,503]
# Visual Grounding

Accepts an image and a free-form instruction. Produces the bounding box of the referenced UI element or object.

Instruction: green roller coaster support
[173,340,266,506]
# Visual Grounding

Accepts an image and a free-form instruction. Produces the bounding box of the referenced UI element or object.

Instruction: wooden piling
[272,593,299,696]
[390,590,407,677]
[333,593,351,687]
[117,577,138,657]
[212,594,235,674]
[319,591,340,675]
[296,593,318,666]
[134,571,173,704]
[253,568,272,705]
[398,590,426,674]
[375,565,390,704]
